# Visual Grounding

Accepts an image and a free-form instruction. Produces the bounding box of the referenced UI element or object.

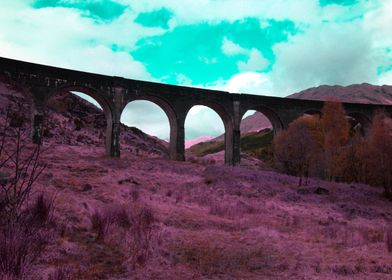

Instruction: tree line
[273,100,392,198]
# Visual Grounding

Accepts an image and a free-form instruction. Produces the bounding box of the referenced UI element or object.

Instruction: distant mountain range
[185,135,215,148]
[288,83,392,104]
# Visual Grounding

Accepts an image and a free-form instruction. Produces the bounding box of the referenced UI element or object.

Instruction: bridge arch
[346,111,372,135]
[45,85,113,120]
[302,109,322,116]
[240,105,284,135]
[120,95,178,159]
[184,101,234,165]
[44,85,115,156]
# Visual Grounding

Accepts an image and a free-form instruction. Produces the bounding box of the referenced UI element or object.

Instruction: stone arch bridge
[1,57,391,165]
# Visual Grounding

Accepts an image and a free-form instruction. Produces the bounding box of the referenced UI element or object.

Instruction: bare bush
[171,236,276,276]
[91,210,111,241]
[386,230,392,253]
[0,194,53,279]
[0,106,46,223]
[126,206,158,268]
[90,204,160,269]
[0,99,49,279]
[209,200,256,219]
[48,266,72,280]
[91,205,132,241]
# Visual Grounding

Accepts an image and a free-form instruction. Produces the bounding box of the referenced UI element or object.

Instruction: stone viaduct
[1,56,391,165]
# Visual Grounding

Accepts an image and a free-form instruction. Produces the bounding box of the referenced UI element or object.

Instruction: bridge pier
[224,124,241,166]
[169,115,185,161]
[106,122,120,157]
[232,128,241,165]
[32,113,44,145]
[30,87,47,145]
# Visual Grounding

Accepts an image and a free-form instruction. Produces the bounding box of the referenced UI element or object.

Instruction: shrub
[24,193,54,227]
[273,115,323,186]
[386,229,392,253]
[91,210,111,241]
[90,204,160,269]
[0,99,49,278]
[91,205,132,241]
[209,200,256,219]
[0,195,53,279]
[171,236,274,276]
[125,206,158,268]
[48,266,72,280]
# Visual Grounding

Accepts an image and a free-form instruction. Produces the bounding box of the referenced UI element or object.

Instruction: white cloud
[268,21,385,96]
[126,0,320,26]
[225,72,272,94]
[127,0,372,27]
[221,37,248,56]
[237,49,269,72]
[364,0,392,49]
[176,73,192,85]
[0,4,156,80]
[205,72,273,95]
[378,71,392,86]
[222,38,269,73]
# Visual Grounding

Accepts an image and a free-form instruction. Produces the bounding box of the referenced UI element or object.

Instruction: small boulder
[82,184,93,192]
[0,172,10,186]
[314,187,329,195]
[297,188,313,195]
[297,186,329,195]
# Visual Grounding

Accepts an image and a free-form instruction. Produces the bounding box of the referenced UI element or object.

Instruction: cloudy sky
[1,0,392,140]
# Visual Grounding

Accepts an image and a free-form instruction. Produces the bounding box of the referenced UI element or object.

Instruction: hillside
[0,81,169,158]
[289,83,392,104]
[210,111,272,144]
[1,82,392,279]
[185,135,215,148]
[187,111,274,162]
[240,111,272,133]
[188,128,274,166]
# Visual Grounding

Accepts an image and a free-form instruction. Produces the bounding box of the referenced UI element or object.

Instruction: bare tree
[367,111,392,198]
[274,115,321,186]
[0,98,51,279]
[321,100,350,181]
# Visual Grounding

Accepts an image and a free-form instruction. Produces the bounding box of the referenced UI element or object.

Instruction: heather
[1,81,392,279]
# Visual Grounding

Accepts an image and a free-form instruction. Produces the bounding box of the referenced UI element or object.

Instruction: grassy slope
[187,128,274,162]
[34,145,392,279]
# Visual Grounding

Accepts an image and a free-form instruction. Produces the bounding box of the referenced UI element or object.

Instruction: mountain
[208,111,272,144]
[185,135,215,148]
[289,83,392,104]
[240,111,272,133]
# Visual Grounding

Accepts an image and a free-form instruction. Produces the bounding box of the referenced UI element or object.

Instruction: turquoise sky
[1,0,392,140]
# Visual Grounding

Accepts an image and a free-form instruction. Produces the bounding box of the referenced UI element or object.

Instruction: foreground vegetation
[2,84,392,279]
[274,100,392,198]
